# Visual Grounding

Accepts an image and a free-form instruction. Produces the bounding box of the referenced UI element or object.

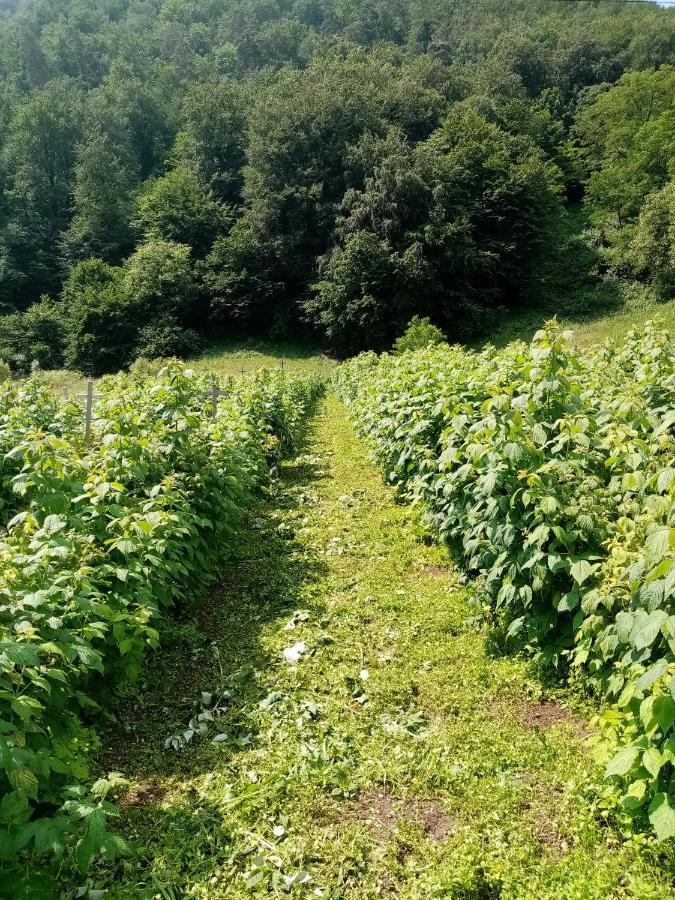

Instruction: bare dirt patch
[119,779,167,808]
[407,798,455,842]
[344,790,454,843]
[420,564,452,578]
[487,698,592,738]
[518,700,590,737]
[532,807,565,857]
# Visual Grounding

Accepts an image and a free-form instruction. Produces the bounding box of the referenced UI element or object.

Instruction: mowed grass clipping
[66,394,670,898]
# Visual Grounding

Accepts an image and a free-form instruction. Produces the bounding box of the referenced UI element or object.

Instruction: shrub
[0,364,322,876]
[135,167,229,257]
[135,317,203,360]
[335,321,675,841]
[0,298,67,374]
[62,260,136,376]
[128,355,180,377]
[394,316,446,353]
[123,239,198,325]
[629,181,675,298]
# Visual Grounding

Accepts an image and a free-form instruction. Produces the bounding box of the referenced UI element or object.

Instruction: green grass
[37,338,334,395]
[57,394,670,898]
[189,337,335,377]
[481,295,675,350]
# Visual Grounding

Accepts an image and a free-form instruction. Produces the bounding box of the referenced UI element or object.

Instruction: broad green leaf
[605,745,640,778]
[642,747,663,778]
[648,793,675,842]
[630,610,668,651]
[570,560,594,585]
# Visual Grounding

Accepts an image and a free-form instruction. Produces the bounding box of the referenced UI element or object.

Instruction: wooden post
[77,381,102,442]
[210,379,218,417]
[202,379,226,418]
[84,381,94,442]
[280,358,285,374]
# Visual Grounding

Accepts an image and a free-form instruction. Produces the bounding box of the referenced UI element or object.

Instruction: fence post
[84,381,94,442]
[211,378,218,417]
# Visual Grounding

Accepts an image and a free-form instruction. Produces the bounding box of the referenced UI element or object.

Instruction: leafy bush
[629,181,675,298]
[135,167,229,257]
[394,316,447,354]
[128,355,181,377]
[122,239,197,325]
[335,321,675,841]
[308,109,561,354]
[0,364,322,877]
[62,261,136,376]
[0,298,67,374]
[135,317,203,360]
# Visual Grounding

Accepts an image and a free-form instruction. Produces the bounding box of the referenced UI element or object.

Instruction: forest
[0,0,673,374]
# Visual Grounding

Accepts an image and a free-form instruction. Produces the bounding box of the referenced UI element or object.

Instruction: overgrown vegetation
[0,364,321,885]
[32,394,671,898]
[335,321,675,842]
[0,1,673,371]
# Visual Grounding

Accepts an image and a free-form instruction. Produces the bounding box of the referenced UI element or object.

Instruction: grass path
[82,395,668,898]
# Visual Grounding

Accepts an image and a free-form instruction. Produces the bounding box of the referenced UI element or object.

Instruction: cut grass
[57,394,671,898]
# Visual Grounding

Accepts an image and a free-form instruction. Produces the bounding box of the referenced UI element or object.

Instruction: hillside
[0,0,672,375]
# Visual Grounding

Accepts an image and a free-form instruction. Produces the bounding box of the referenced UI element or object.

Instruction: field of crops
[0,364,321,881]
[335,320,675,842]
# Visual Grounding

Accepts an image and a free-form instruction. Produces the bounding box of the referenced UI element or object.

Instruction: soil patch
[519,700,590,737]
[345,790,454,843]
[420,565,452,578]
[119,779,167,808]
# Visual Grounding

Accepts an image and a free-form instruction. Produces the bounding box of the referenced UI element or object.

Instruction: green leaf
[652,695,675,732]
[648,793,675,842]
[636,660,668,692]
[0,790,32,827]
[605,745,640,778]
[556,589,579,612]
[1,641,41,666]
[570,559,594,585]
[642,747,663,778]
[630,610,668,651]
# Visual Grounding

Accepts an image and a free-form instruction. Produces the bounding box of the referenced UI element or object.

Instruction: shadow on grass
[97,434,328,785]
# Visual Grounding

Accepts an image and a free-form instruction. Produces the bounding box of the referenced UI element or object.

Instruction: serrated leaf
[570,559,594,585]
[648,793,675,842]
[642,747,663,778]
[631,610,668,651]
[605,745,640,778]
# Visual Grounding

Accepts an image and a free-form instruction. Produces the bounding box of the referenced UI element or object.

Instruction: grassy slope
[190,337,335,377]
[481,296,675,350]
[65,394,669,898]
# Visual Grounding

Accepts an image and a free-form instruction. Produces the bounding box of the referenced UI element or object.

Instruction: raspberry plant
[335,320,675,841]
[0,364,321,877]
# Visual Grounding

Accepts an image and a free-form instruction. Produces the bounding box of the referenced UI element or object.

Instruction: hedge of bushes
[0,364,321,879]
[335,321,674,842]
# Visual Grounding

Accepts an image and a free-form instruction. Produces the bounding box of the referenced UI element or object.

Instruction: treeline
[0,0,673,371]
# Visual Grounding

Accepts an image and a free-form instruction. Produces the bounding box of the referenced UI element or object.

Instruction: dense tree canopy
[0,0,672,367]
